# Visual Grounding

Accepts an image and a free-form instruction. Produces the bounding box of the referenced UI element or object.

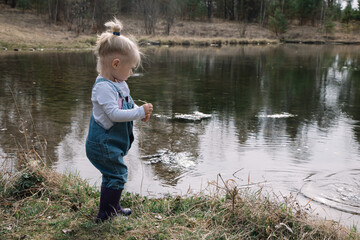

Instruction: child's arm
[93,83,152,122]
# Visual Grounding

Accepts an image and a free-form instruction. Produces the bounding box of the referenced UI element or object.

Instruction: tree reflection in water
[0,46,360,223]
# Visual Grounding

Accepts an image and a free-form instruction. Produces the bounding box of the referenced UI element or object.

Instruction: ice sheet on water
[174,111,212,122]
[153,111,212,122]
[130,73,144,77]
[256,112,297,118]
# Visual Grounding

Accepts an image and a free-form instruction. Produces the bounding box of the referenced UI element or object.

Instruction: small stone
[62,229,73,234]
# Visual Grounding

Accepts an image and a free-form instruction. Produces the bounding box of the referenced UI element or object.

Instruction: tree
[180,0,207,20]
[206,0,213,21]
[355,0,360,20]
[160,0,180,35]
[135,0,159,35]
[92,0,118,32]
[269,7,287,36]
[259,0,267,26]
[11,0,17,8]
[324,15,336,37]
[17,0,30,12]
[342,0,353,23]
[294,0,322,25]
[67,0,90,33]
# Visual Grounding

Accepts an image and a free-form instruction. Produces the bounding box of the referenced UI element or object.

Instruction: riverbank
[1,3,360,52]
[1,126,359,239]
[1,158,359,239]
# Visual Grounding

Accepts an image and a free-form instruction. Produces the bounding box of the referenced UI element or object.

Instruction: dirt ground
[0,4,93,49]
[1,3,359,50]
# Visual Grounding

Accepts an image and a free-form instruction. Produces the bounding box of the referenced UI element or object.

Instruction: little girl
[85,18,153,222]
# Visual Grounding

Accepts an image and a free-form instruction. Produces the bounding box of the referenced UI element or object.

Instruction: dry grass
[137,35,279,47]
[1,157,359,239]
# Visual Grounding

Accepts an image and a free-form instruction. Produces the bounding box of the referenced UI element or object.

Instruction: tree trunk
[48,0,52,20]
[240,0,244,21]
[91,1,96,30]
[234,0,238,21]
[224,0,227,19]
[11,0,17,8]
[260,0,264,26]
[207,0,212,21]
[54,0,58,24]
[319,1,326,32]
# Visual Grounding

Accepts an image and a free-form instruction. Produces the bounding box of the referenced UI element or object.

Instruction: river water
[0,45,359,227]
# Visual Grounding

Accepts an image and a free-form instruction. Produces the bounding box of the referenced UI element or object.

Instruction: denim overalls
[86,78,134,190]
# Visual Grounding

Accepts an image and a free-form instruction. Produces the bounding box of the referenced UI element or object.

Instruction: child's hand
[142,103,153,115]
[142,114,151,122]
[141,102,152,122]
[142,103,153,122]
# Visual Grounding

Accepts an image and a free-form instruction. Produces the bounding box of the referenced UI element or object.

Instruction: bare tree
[135,0,159,35]
[67,0,89,34]
[206,0,213,21]
[234,0,238,20]
[161,0,179,35]
[260,0,266,26]
[11,0,17,8]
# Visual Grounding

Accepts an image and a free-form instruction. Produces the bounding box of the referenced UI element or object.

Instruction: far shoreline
[2,36,360,53]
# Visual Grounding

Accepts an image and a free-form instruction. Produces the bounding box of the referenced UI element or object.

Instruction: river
[0,44,359,227]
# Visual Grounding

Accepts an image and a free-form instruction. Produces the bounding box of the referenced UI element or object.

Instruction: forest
[3,0,360,36]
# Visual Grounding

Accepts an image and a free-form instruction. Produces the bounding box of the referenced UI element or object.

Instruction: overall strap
[94,77,125,98]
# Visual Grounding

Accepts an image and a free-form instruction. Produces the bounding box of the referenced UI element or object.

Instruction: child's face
[111,58,136,82]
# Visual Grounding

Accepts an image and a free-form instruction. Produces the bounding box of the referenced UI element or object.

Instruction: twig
[8,86,30,151]
[232,168,244,180]
[134,99,148,104]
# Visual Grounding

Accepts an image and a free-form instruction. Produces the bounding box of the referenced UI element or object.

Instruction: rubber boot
[96,187,132,222]
[96,187,122,221]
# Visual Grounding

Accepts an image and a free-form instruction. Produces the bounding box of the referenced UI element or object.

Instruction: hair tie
[113,32,121,36]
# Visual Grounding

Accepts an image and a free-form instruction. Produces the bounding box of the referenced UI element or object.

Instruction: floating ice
[131,73,144,77]
[256,112,297,118]
[152,114,172,120]
[153,111,212,122]
[174,111,212,122]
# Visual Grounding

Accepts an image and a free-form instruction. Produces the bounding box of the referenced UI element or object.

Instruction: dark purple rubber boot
[96,187,132,222]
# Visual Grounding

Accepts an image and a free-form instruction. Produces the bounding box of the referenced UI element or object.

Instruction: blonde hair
[94,17,142,74]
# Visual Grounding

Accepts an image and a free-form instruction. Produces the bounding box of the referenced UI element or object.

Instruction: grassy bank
[0,36,279,52]
[2,164,359,240]
[138,36,279,47]
[1,132,359,239]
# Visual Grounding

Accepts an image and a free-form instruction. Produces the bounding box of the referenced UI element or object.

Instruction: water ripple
[300,169,360,215]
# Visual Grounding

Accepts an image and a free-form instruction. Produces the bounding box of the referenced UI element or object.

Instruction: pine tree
[269,7,287,36]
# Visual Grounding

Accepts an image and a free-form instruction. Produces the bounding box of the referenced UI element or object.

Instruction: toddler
[86,18,153,222]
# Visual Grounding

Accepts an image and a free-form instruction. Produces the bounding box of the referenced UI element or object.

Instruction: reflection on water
[0,45,360,226]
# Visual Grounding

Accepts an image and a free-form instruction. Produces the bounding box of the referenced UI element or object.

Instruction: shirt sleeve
[93,82,145,122]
